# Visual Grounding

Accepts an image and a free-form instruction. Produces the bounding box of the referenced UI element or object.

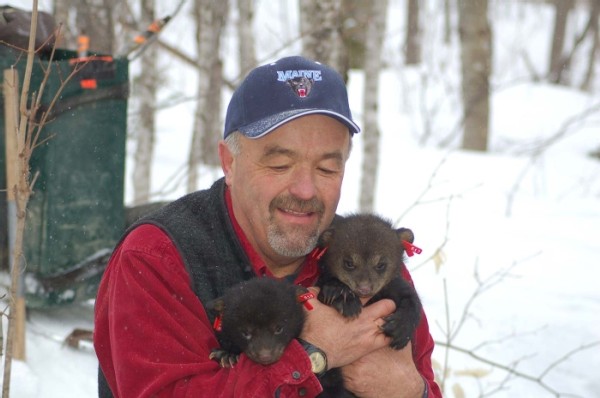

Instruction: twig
[395,155,449,224]
[2,1,40,395]
[435,340,600,397]
[409,194,453,272]
[2,4,87,397]
[435,252,542,396]
[505,101,600,216]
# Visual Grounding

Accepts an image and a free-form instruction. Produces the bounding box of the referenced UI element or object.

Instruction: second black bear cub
[316,214,423,397]
[207,277,305,367]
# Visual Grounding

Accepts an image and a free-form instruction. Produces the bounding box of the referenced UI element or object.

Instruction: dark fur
[206,277,305,367]
[316,214,423,398]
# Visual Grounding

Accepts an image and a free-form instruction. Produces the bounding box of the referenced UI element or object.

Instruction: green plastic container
[0,48,128,306]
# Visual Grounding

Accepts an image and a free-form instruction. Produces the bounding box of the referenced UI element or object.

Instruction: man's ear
[219,140,234,185]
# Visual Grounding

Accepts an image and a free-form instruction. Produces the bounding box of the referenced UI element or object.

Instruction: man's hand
[342,343,425,398]
[299,288,395,369]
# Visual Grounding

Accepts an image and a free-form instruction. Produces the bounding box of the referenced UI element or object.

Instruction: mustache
[270,195,325,215]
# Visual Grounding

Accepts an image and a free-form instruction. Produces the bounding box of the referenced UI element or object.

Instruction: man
[94,56,441,397]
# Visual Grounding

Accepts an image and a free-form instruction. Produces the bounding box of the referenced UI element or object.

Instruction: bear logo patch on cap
[276,69,322,98]
[287,76,313,98]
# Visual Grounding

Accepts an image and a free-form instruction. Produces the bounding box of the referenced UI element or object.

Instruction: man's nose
[288,167,317,200]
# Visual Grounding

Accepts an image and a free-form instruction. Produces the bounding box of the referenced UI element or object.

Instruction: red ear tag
[213,315,223,332]
[297,291,316,311]
[309,246,328,261]
[402,240,422,257]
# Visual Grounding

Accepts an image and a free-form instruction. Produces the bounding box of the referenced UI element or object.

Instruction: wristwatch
[297,339,328,376]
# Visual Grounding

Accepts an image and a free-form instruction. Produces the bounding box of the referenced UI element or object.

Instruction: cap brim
[238,109,361,139]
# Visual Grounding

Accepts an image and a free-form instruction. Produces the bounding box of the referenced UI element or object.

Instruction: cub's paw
[382,312,415,350]
[319,284,345,306]
[337,294,363,318]
[209,348,240,368]
[319,283,362,318]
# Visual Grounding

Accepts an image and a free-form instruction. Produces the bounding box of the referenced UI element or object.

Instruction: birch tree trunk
[188,0,228,192]
[444,0,452,45]
[236,0,257,78]
[75,0,117,55]
[551,0,600,88]
[405,0,421,65]
[341,0,369,70]
[299,0,345,74]
[52,0,74,48]
[580,0,600,91]
[359,0,388,212]
[131,0,158,205]
[52,0,127,55]
[548,0,574,83]
[458,0,491,152]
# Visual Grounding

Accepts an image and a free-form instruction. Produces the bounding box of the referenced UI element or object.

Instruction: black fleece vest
[135,177,256,307]
[98,177,255,398]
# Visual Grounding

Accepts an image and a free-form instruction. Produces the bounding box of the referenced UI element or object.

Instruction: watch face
[309,352,326,373]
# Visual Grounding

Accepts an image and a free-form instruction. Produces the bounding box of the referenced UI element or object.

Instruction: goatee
[267,195,325,257]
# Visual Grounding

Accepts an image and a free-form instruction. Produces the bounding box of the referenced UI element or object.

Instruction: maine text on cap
[277,70,322,81]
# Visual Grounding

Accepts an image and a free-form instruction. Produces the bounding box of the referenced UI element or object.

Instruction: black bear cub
[207,277,305,367]
[316,213,423,398]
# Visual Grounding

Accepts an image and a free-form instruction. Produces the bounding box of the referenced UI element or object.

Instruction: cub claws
[337,297,362,318]
[319,285,363,318]
[209,349,240,368]
[382,314,414,350]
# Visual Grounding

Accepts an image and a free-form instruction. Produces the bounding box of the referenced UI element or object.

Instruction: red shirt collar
[224,186,320,287]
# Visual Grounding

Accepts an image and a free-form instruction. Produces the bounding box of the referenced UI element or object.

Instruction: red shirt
[94,192,441,397]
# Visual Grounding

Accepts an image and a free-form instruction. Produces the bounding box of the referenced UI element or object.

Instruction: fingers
[304,286,394,326]
[307,286,320,295]
[307,286,394,318]
[301,290,395,369]
[362,298,396,321]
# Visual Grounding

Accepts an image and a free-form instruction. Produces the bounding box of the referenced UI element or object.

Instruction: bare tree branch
[436,340,600,397]
[506,101,600,216]
[2,5,85,396]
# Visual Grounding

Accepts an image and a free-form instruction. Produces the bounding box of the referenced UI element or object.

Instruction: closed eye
[317,167,338,175]
[317,158,343,176]
[269,164,291,172]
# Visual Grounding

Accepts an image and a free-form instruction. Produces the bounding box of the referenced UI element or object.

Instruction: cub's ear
[396,227,414,244]
[318,228,335,247]
[206,297,225,316]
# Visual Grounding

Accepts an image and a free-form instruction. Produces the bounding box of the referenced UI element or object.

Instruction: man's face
[220,115,351,269]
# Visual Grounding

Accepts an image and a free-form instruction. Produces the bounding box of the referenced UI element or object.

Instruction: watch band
[297,338,328,377]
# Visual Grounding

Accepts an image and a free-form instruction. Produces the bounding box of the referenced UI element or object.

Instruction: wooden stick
[4,69,18,202]
[3,68,26,361]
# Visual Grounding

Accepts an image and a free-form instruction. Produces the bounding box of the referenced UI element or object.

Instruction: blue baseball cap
[224,56,360,139]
